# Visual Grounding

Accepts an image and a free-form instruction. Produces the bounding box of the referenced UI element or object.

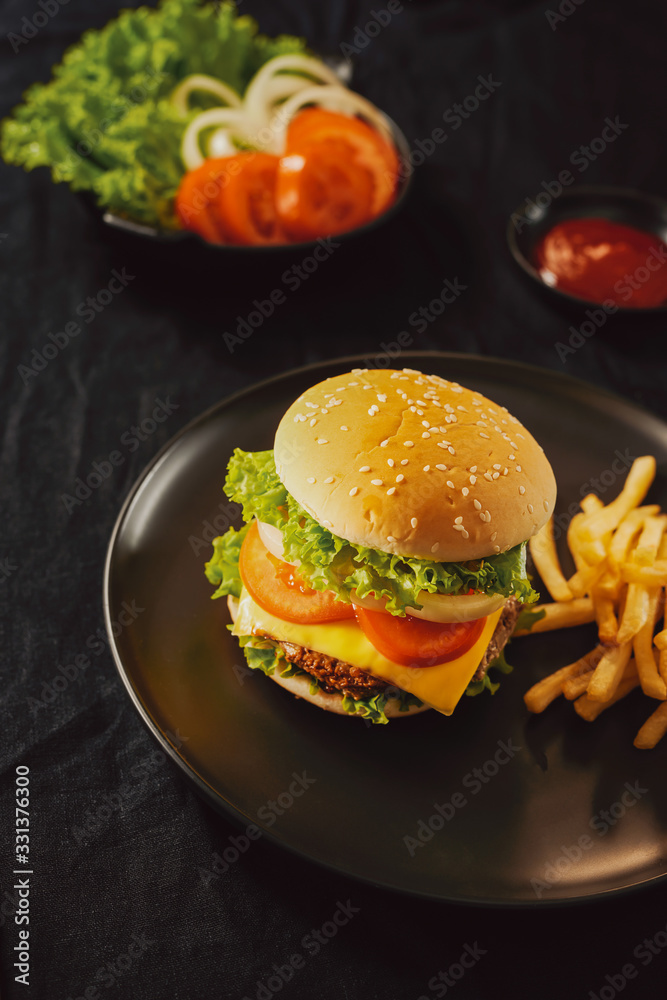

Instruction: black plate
[507,185,667,311]
[104,353,667,906]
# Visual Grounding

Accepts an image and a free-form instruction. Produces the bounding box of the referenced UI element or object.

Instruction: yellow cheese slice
[233,588,504,716]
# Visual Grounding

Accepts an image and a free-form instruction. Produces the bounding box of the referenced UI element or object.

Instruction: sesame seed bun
[274,367,556,562]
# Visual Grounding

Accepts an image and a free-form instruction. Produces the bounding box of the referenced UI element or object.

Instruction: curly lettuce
[1,0,306,227]
[217,448,539,615]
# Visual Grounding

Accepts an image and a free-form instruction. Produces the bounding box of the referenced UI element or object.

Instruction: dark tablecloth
[2,1,667,998]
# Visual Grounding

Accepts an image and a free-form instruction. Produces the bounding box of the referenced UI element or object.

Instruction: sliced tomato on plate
[175,158,232,244]
[285,108,399,215]
[215,153,288,245]
[275,138,376,240]
[239,521,355,624]
[354,606,487,668]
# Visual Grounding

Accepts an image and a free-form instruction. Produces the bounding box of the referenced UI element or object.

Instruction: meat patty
[277,641,388,700]
[276,597,522,698]
[472,597,521,681]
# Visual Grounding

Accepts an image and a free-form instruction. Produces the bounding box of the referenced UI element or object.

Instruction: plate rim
[103,351,667,908]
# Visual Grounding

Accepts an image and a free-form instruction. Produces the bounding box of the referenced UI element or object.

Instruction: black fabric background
[2,0,667,997]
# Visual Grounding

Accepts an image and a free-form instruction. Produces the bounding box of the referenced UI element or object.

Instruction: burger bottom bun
[227,596,431,721]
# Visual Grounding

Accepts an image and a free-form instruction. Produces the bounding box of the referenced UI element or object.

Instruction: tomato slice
[354,606,487,668]
[286,109,399,215]
[275,138,376,240]
[239,521,355,624]
[216,153,287,246]
[175,158,232,243]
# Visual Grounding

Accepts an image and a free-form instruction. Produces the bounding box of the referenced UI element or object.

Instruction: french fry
[524,647,603,713]
[576,457,657,564]
[632,587,667,700]
[621,561,667,586]
[595,565,623,602]
[608,505,660,568]
[634,514,667,566]
[580,493,604,514]
[561,646,606,699]
[567,559,607,598]
[591,587,619,644]
[659,648,667,686]
[586,642,633,702]
[655,629,667,651]
[513,598,595,636]
[574,673,640,721]
[529,519,574,602]
[634,701,667,749]
[567,512,594,570]
[616,582,651,644]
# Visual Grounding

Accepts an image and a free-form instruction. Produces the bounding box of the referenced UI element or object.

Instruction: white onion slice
[351,590,505,624]
[181,107,247,170]
[171,74,242,116]
[243,54,342,136]
[256,520,299,564]
[207,127,238,158]
[269,84,395,152]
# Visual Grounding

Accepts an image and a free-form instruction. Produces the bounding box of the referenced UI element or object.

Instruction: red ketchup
[534,217,667,308]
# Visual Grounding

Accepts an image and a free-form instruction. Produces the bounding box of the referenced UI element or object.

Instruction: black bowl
[92,114,413,272]
[507,185,667,312]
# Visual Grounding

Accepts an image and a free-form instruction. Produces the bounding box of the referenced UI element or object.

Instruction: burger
[205,367,556,723]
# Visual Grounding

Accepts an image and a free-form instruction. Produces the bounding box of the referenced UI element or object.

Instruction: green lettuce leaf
[465,647,513,698]
[514,606,547,633]
[1,0,306,227]
[205,523,249,599]
[240,636,423,725]
[221,448,539,615]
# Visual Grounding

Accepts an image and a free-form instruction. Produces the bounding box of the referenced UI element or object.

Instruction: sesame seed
[437,441,448,449]
[435,464,447,472]
[509,454,516,461]
[493,464,501,470]
[479,511,486,521]
[371,479,383,486]
[484,472,493,482]
[411,518,418,529]
[307,477,316,484]
[422,432,431,439]
[423,465,431,472]
[422,420,430,428]
[543,500,550,511]
[503,468,508,475]
[340,425,348,431]
[483,511,491,522]
[387,458,395,468]
[455,516,463,524]
[380,439,389,447]
[324,393,333,399]
[349,487,359,496]
[396,474,405,483]
[470,465,477,473]
[324,476,334,484]
[317,438,328,445]
[516,465,522,473]
[491,532,497,541]
[519,485,526,495]
[401,459,409,466]
[305,402,318,409]
[473,499,482,510]
[448,446,456,455]
[409,406,416,413]
[348,381,359,386]
[462,487,469,496]
[447,481,455,489]
[377,393,387,402]
[470,475,477,485]
[528,503,534,513]
[492,472,499,479]
[359,466,371,473]
[480,432,490,439]
[417,409,424,416]
[310,418,317,427]
[387,535,396,542]
[494,544,500,553]
[387,487,396,495]
[404,441,414,448]
[390,372,400,379]
[453,524,465,533]
[321,408,328,415]
[431,542,440,553]
[368,406,379,416]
